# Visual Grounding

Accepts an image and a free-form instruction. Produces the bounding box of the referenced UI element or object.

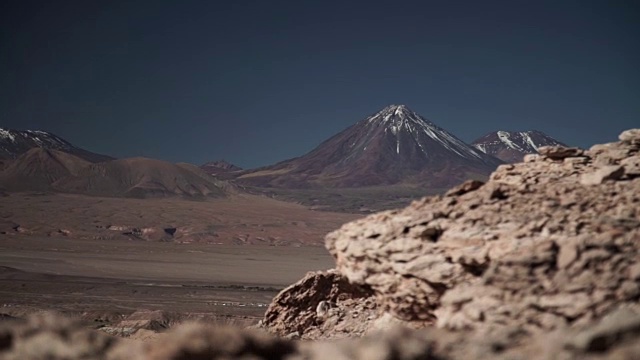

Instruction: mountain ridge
[200,160,242,176]
[0,148,227,198]
[235,105,503,189]
[0,127,114,163]
[472,130,567,163]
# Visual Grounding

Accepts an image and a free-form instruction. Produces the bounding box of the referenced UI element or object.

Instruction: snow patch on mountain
[520,132,539,151]
[497,131,522,151]
[472,130,567,163]
[0,128,16,142]
[0,127,113,162]
[367,105,487,161]
[235,104,503,189]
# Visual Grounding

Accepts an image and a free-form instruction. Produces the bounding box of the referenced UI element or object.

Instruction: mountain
[0,128,114,163]
[472,130,567,163]
[0,149,226,198]
[57,157,227,198]
[236,105,502,189]
[200,160,242,175]
[0,148,90,191]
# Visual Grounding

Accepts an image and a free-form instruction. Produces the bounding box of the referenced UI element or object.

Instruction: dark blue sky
[1,0,638,168]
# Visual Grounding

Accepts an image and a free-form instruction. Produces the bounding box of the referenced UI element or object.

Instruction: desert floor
[0,193,358,327]
[0,192,358,245]
[0,236,335,325]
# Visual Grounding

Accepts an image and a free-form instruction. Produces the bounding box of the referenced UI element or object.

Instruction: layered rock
[262,270,378,340]
[322,129,640,334]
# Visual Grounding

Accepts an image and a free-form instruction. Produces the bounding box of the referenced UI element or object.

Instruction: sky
[1,0,638,168]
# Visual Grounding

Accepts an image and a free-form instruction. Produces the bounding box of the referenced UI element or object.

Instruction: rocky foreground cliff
[1,129,639,359]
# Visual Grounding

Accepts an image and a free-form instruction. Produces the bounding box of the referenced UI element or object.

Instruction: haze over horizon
[1,0,638,168]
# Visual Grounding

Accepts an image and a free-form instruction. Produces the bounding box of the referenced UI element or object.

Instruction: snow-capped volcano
[472,130,567,163]
[363,104,491,160]
[0,127,113,163]
[235,105,502,188]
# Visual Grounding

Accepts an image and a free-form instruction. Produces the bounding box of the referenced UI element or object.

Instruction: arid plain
[0,192,358,330]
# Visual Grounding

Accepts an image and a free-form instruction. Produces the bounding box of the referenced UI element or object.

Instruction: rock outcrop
[262,270,377,340]
[261,129,640,354]
[321,129,640,334]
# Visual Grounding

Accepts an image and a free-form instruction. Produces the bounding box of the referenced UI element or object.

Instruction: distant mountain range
[0,148,226,199]
[0,128,113,163]
[0,107,567,200]
[472,130,566,163]
[234,105,502,189]
[200,160,242,175]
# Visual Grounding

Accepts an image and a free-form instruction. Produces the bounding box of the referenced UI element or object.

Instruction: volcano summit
[472,130,567,163]
[237,105,502,189]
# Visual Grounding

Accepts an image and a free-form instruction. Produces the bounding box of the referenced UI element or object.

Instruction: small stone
[580,166,625,185]
[618,281,640,299]
[557,242,579,269]
[621,156,640,176]
[629,263,640,280]
[589,143,615,154]
[539,146,584,160]
[445,180,484,197]
[563,156,589,165]
[523,154,541,163]
[619,129,640,144]
[284,331,300,340]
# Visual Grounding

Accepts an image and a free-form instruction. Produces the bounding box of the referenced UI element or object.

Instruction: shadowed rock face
[236,105,502,188]
[472,130,567,163]
[262,270,377,340]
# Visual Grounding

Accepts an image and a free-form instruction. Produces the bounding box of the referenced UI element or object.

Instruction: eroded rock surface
[323,129,640,334]
[262,270,377,340]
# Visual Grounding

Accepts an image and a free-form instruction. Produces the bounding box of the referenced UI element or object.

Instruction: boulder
[262,270,377,339]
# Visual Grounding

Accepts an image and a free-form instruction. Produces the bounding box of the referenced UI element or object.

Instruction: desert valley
[1,1,638,357]
[0,106,569,321]
[1,103,639,359]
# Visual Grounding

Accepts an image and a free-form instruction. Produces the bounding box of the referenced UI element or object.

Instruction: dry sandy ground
[0,193,358,330]
[0,236,336,326]
[0,192,357,245]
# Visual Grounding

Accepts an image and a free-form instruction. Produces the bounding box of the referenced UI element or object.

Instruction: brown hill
[0,148,90,191]
[0,127,114,163]
[0,149,227,198]
[235,105,502,189]
[57,157,227,198]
